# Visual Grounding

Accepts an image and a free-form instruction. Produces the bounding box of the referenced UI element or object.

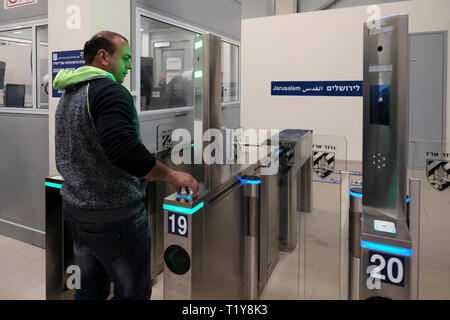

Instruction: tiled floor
[0,235,45,300]
[1,162,449,300]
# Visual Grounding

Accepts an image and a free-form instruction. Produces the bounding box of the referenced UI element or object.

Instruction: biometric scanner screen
[370,85,390,126]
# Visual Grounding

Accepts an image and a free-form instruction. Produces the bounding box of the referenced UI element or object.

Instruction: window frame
[0,19,48,115]
[134,7,241,116]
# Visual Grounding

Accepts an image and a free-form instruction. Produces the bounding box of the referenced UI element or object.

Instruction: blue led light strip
[163,202,204,215]
[237,175,261,185]
[349,190,363,198]
[177,194,192,200]
[45,182,62,189]
[360,239,413,257]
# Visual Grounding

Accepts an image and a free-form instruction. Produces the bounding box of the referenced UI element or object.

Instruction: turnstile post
[245,177,260,300]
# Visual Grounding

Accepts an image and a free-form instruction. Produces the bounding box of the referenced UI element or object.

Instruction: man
[54,31,199,300]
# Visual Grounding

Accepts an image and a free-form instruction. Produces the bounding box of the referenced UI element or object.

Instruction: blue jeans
[64,202,151,300]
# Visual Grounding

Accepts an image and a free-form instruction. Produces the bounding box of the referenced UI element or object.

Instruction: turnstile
[341,14,420,300]
[45,176,74,300]
[163,129,313,300]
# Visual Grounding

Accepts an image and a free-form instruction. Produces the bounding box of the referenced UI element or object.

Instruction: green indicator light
[45,182,62,189]
[194,70,203,79]
[194,40,203,50]
[163,202,204,215]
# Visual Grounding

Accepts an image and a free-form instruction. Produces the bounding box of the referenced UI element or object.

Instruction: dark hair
[83,31,128,64]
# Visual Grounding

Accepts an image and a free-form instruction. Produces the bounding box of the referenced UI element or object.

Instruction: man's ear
[96,49,110,66]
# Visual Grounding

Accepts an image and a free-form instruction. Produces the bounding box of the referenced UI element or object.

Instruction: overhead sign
[271,81,363,96]
[4,0,38,9]
[52,50,85,98]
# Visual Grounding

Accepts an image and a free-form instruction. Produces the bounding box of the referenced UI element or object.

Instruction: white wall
[242,0,450,161]
[48,0,131,175]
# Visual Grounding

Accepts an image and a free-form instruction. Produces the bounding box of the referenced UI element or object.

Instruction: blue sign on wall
[52,50,85,98]
[271,81,363,97]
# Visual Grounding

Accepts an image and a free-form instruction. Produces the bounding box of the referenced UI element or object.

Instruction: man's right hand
[168,170,199,198]
[143,161,199,198]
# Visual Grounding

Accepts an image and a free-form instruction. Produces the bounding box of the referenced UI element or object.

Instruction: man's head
[83,31,132,84]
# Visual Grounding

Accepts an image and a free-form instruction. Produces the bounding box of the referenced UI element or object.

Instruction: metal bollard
[245,176,260,300]
[339,172,350,300]
[349,187,362,300]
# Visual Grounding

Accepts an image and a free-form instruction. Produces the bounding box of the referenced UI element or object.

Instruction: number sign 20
[367,250,405,289]
[168,212,188,238]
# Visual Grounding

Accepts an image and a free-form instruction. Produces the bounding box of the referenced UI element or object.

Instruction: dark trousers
[64,202,151,300]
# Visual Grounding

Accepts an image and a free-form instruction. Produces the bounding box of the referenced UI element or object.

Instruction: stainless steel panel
[298,213,306,300]
[300,156,313,213]
[259,171,280,292]
[163,179,249,300]
[147,179,174,281]
[200,183,247,299]
[348,186,362,300]
[361,214,412,249]
[245,178,259,300]
[349,188,362,259]
[350,257,360,300]
[339,172,350,300]
[163,194,203,300]
[193,34,222,190]
[0,113,49,248]
[363,14,409,221]
[246,235,259,299]
[279,171,297,251]
[409,178,421,300]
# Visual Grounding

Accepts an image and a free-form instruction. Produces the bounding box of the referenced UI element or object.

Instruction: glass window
[140,17,197,111]
[0,27,33,108]
[222,42,239,103]
[37,25,49,109]
[139,16,241,112]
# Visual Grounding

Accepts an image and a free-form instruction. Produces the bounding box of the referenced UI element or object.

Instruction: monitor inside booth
[3,84,26,108]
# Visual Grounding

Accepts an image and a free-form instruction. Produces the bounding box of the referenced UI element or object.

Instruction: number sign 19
[168,212,188,238]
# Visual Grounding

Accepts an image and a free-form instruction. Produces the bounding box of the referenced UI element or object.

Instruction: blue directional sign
[52,50,85,98]
[271,81,363,96]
